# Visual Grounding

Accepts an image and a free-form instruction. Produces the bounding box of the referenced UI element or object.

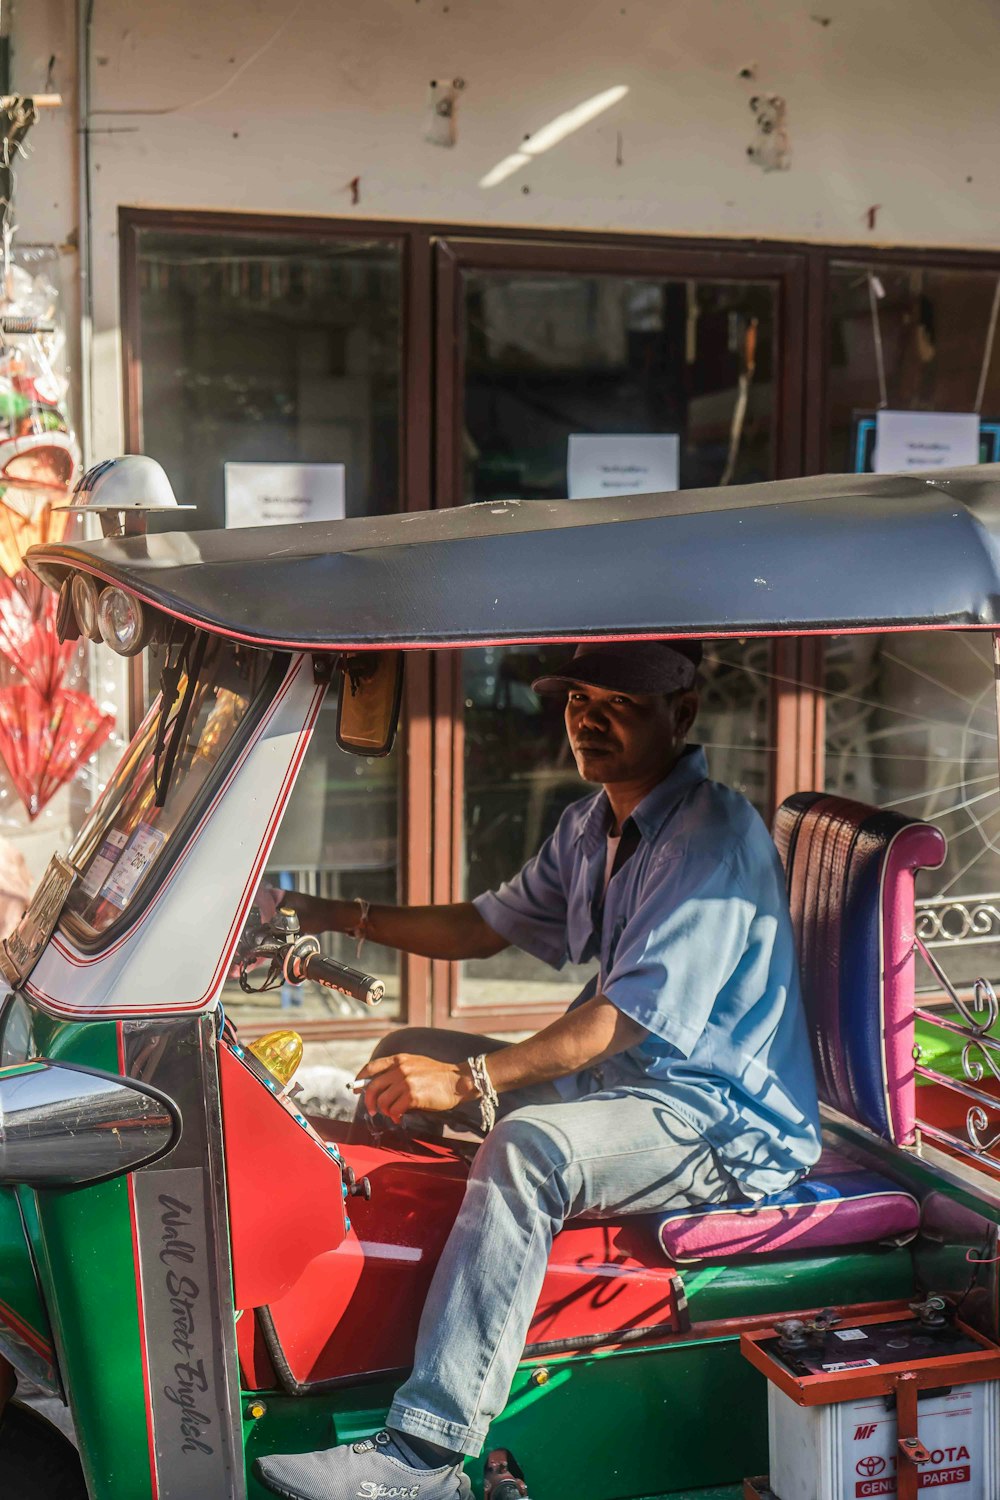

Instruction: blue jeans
[364,1029,736,1457]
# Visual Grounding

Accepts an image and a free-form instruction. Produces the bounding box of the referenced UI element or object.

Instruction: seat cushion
[656,1148,919,1263]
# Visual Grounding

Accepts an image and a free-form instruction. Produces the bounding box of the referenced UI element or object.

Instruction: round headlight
[71,573,102,642]
[97,587,151,657]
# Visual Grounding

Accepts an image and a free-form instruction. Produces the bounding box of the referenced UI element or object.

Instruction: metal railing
[913,934,1000,1167]
[916,893,1000,950]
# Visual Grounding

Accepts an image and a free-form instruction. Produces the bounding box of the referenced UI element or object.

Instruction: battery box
[741,1307,1000,1500]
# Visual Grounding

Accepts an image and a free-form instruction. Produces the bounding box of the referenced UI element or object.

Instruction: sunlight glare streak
[479,86,628,188]
[480,153,531,188]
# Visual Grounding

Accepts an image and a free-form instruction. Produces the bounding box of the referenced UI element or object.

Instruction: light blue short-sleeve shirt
[473,745,821,1197]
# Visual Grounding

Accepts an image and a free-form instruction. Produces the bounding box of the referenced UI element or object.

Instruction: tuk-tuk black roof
[25,464,1000,650]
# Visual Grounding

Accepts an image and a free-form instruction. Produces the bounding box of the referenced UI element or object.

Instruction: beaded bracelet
[467,1052,499,1135]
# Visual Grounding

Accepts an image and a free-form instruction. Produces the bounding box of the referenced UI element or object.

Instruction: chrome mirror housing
[0,1061,179,1188]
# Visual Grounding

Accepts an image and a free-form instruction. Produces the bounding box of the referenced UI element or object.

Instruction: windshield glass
[62,636,277,942]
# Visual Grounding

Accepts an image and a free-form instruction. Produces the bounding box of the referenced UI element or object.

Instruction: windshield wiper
[153,630,208,808]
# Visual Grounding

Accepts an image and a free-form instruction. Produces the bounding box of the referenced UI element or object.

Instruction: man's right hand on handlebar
[250,883,509,963]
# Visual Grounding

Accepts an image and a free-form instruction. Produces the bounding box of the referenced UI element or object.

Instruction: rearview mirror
[336,651,403,757]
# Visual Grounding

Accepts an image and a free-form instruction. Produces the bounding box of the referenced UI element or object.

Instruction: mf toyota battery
[740,1300,1000,1500]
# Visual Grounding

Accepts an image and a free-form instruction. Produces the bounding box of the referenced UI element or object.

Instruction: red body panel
[235,1132,683,1391]
[220,1046,347,1309]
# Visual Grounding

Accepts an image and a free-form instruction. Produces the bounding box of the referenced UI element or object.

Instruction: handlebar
[298,952,385,1007]
[238,906,386,1007]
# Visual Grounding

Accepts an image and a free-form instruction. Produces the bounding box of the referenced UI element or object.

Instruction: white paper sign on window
[224,462,346,528]
[567,434,679,500]
[873,411,980,475]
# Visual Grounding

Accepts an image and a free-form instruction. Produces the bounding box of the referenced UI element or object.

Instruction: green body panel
[684,1243,916,1323]
[484,1341,766,1498]
[0,1183,56,1387]
[243,1338,768,1500]
[16,1007,155,1500]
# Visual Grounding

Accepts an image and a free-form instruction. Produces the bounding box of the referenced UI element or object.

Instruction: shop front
[118,209,1000,1038]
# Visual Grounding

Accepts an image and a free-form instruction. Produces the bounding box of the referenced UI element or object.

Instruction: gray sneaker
[254,1429,472,1500]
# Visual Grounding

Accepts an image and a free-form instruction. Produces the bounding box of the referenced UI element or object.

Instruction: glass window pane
[221,688,402,1027]
[135,230,402,528]
[456,266,780,1010]
[827,261,1000,474]
[135,227,404,1028]
[823,631,1000,990]
[464,272,776,499]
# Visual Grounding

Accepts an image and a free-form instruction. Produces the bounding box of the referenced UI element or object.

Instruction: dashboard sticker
[101,823,166,910]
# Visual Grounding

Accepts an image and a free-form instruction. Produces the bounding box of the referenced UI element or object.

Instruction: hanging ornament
[0,491,69,577]
[0,683,113,821]
[0,96,117,844]
[0,569,74,698]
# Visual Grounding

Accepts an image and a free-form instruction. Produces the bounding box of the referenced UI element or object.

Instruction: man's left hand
[356,1053,477,1122]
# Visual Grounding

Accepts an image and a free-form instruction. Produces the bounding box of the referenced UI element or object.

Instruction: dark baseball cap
[532,640,703,697]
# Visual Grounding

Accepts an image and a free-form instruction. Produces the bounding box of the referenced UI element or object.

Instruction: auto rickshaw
[2,459,1000,1500]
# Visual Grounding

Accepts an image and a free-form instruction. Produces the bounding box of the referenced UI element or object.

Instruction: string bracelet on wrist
[467,1052,499,1135]
[348,896,371,958]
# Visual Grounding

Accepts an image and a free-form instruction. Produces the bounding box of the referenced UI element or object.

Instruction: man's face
[564,683,697,787]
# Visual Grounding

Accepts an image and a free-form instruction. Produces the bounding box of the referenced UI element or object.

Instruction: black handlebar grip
[302,953,384,1006]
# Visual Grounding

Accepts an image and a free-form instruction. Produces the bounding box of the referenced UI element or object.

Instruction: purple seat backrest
[773,792,946,1146]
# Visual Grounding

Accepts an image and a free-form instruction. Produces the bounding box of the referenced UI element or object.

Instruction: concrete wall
[10,0,1000,463]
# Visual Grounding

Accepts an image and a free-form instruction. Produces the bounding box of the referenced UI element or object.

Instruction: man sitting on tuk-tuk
[256,639,821,1500]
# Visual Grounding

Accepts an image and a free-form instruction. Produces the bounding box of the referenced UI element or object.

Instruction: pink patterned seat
[658,793,945,1263]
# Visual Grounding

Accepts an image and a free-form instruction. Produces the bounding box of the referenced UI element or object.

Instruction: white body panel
[25,653,323,1017]
[768,1378,999,1500]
